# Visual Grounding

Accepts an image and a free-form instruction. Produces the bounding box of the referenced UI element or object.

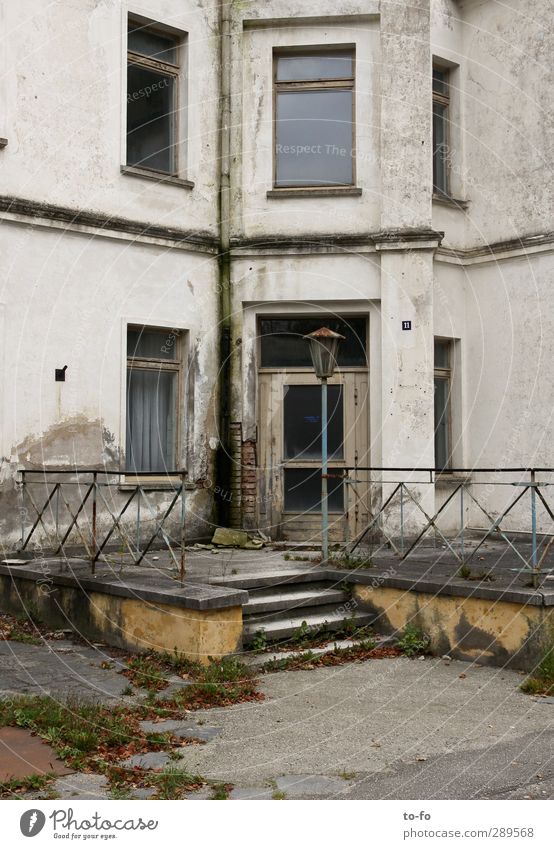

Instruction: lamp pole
[303,327,344,564]
[321,375,329,563]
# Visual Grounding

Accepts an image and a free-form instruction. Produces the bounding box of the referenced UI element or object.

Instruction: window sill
[435,471,472,484]
[121,165,194,190]
[267,186,362,199]
[433,192,469,211]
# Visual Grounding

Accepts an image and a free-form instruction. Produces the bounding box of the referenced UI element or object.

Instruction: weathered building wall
[0,0,552,549]
[0,0,222,548]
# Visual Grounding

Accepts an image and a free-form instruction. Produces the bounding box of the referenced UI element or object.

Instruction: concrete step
[213,568,330,590]
[244,583,350,615]
[241,635,395,666]
[243,605,375,643]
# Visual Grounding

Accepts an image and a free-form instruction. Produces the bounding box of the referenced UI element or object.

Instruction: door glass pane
[275,89,353,187]
[127,63,175,173]
[284,468,344,513]
[434,376,450,470]
[276,52,353,82]
[126,367,176,472]
[284,385,343,460]
[260,317,367,368]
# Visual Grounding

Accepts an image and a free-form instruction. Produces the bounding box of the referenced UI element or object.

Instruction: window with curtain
[126,327,180,473]
[273,48,355,188]
[434,339,452,471]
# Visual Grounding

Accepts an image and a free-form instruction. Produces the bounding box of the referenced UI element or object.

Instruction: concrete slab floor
[177,656,553,799]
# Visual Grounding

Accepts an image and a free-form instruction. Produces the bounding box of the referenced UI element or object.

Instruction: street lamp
[304,327,345,563]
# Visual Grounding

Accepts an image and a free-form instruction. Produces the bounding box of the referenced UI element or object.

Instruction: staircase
[214,567,375,644]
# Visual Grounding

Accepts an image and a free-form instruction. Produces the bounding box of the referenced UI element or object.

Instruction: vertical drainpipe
[216,1,233,526]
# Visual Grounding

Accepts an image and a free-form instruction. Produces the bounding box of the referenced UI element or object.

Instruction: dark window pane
[127,328,179,360]
[128,25,177,64]
[275,89,353,187]
[284,385,343,460]
[126,368,176,472]
[276,52,353,82]
[434,340,450,369]
[260,317,367,368]
[432,68,448,96]
[284,468,344,513]
[434,376,450,470]
[127,63,175,173]
[433,101,448,193]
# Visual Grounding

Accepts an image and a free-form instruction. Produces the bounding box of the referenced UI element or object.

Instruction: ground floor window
[126,326,181,473]
[434,339,452,470]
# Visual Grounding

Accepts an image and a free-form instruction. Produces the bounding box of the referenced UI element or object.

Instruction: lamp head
[303,327,345,379]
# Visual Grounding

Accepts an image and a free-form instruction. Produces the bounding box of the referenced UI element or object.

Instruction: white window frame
[121,9,189,184]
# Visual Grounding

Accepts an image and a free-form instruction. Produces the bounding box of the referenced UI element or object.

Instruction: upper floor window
[127,19,181,175]
[274,48,355,188]
[433,65,450,196]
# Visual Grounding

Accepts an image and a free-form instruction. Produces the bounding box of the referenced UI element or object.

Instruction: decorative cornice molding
[437,232,554,265]
[0,195,219,253]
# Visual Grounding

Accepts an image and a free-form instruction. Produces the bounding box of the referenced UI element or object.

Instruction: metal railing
[17,468,188,580]
[341,467,554,587]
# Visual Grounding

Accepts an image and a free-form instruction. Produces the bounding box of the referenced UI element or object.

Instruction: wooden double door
[258,370,369,542]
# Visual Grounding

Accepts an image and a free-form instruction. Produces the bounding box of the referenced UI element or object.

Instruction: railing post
[460,483,465,564]
[91,472,97,574]
[136,486,141,558]
[19,470,25,548]
[400,483,404,554]
[531,469,538,587]
[180,471,186,585]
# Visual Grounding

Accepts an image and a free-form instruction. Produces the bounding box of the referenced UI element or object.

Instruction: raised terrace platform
[1,542,553,670]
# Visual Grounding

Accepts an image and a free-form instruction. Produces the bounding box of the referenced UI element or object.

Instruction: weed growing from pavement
[394,625,431,658]
[258,640,406,673]
[0,772,55,799]
[0,654,261,798]
[521,647,554,696]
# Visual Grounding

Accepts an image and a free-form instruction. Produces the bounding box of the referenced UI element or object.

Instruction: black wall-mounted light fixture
[55,365,68,382]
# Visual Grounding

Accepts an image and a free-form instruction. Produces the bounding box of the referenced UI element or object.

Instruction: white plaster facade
[0,0,552,548]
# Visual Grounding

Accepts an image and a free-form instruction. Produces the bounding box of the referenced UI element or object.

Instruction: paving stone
[119,751,173,770]
[183,786,213,800]
[535,696,554,704]
[0,727,73,782]
[129,787,157,799]
[139,719,221,742]
[275,774,352,798]
[53,773,109,800]
[229,787,274,800]
[0,641,131,703]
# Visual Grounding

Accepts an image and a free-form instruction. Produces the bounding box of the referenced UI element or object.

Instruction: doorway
[257,316,369,543]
